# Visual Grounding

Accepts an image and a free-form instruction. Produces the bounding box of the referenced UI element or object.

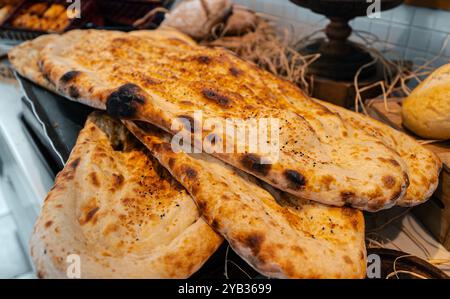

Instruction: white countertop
[0,81,53,278]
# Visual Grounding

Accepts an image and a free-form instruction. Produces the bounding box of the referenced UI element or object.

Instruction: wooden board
[367,98,450,250]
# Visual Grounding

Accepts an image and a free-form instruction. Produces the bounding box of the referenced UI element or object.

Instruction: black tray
[17,73,93,170]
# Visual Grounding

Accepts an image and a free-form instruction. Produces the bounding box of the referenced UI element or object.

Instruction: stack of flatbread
[9,27,441,279]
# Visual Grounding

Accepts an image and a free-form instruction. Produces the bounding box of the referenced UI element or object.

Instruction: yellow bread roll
[402,63,450,140]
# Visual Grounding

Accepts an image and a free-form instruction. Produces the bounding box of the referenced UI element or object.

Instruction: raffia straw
[401,225,432,259]
[366,235,401,251]
[365,233,402,251]
[224,244,252,279]
[386,255,429,279]
[366,237,386,249]
[366,208,412,233]
[205,10,447,111]
[386,270,428,279]
[133,7,169,28]
[224,244,231,279]
[352,31,450,113]
[205,17,320,94]
[366,213,449,274]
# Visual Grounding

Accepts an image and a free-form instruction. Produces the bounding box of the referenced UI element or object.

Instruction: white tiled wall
[232,0,450,68]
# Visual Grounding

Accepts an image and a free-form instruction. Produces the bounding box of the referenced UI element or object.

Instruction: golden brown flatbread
[124,120,366,278]
[37,29,411,211]
[8,34,59,91]
[30,113,222,278]
[313,99,441,206]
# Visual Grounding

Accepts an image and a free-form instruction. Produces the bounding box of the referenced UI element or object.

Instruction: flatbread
[8,34,59,91]
[30,112,222,278]
[7,28,195,105]
[313,99,441,206]
[38,29,410,211]
[124,120,366,279]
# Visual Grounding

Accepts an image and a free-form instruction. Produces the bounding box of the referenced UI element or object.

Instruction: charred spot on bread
[202,88,231,107]
[196,55,212,64]
[84,207,100,223]
[183,166,197,180]
[389,159,401,167]
[45,220,53,228]
[106,84,146,118]
[79,204,100,225]
[112,173,124,188]
[241,154,271,175]
[382,175,396,189]
[229,67,243,77]
[69,157,81,171]
[59,70,80,84]
[242,233,265,256]
[68,85,80,98]
[284,170,306,189]
[89,172,100,187]
[340,191,355,203]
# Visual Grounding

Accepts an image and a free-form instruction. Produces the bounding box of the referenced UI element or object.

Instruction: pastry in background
[10,2,69,32]
[0,4,13,25]
[162,0,232,40]
[402,64,450,140]
[27,2,48,15]
[43,3,66,19]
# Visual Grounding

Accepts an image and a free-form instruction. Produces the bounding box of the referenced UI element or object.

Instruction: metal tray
[16,73,93,170]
